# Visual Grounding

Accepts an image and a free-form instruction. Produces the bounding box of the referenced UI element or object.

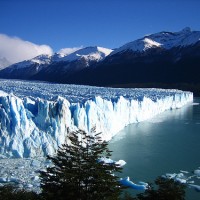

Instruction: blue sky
[1,0,200,53]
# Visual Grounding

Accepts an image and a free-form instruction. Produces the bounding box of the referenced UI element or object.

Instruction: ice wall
[0,86,193,158]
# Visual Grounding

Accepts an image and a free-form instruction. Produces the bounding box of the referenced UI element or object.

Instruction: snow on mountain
[0,79,193,158]
[59,46,113,62]
[51,52,67,61]
[111,38,161,55]
[31,54,52,65]
[111,27,200,55]
[0,46,112,75]
[8,54,52,69]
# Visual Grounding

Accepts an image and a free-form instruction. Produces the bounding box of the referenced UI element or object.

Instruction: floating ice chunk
[187,175,196,180]
[138,181,149,187]
[98,157,114,164]
[115,160,126,167]
[0,177,7,183]
[175,178,187,184]
[97,157,126,167]
[189,184,200,192]
[164,173,177,179]
[163,173,187,184]
[188,181,195,184]
[194,169,200,176]
[176,173,185,178]
[119,177,149,190]
[180,170,189,174]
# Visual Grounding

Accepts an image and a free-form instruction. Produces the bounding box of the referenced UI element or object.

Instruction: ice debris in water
[163,168,200,192]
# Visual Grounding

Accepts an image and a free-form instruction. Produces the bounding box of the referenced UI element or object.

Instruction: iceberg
[188,184,200,192]
[163,173,189,184]
[194,169,200,177]
[119,177,149,190]
[97,157,126,167]
[0,79,193,158]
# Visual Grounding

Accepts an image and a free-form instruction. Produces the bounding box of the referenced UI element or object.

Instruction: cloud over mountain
[0,34,53,64]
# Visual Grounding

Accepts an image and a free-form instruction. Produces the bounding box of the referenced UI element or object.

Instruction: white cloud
[0,34,53,64]
[58,46,83,56]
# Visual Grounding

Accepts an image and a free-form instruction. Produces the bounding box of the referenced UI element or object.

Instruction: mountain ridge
[0,27,200,95]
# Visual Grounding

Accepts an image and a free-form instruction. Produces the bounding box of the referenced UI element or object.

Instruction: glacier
[0,79,193,158]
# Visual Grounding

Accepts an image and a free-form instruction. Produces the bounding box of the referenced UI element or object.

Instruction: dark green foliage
[40,130,124,200]
[132,176,186,200]
[0,185,41,200]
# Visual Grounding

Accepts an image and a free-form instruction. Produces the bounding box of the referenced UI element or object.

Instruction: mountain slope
[110,27,200,55]
[0,46,112,80]
[31,46,113,82]
[0,28,200,94]
[64,28,200,95]
[58,46,112,62]
[0,54,52,79]
[70,42,200,87]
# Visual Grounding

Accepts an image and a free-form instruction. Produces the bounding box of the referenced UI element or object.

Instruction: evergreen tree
[40,130,124,200]
[0,185,41,200]
[132,176,186,200]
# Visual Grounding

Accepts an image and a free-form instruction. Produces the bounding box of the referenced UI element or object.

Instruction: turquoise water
[109,98,200,200]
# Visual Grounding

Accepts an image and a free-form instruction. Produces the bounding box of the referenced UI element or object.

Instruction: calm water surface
[109,98,200,200]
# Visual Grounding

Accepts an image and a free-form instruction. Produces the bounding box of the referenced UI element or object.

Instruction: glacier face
[0,79,193,158]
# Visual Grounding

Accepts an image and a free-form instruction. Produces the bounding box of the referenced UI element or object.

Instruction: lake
[109,97,200,200]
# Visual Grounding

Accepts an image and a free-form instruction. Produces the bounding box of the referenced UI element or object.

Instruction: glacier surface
[0,79,193,158]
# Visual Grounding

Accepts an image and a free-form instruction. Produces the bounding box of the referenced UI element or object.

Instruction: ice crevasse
[0,85,193,158]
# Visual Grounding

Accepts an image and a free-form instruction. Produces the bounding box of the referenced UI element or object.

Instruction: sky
[0,0,200,63]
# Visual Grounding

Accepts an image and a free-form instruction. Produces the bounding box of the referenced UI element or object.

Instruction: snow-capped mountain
[58,46,113,62]
[0,54,52,79]
[110,27,200,55]
[0,46,112,80]
[24,54,52,66]
[31,46,113,82]
[8,54,52,69]
[68,27,200,96]
[0,28,200,95]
